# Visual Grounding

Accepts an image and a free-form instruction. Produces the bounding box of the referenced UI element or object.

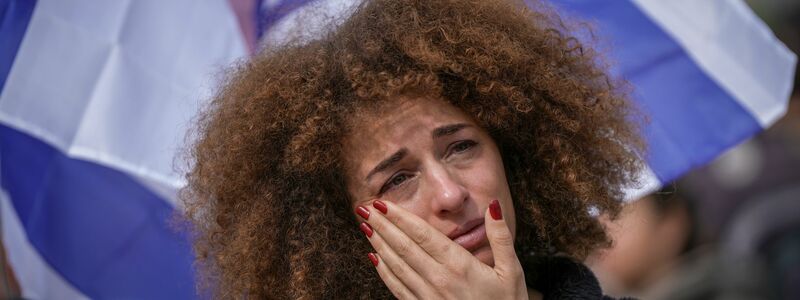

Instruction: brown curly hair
[180,0,645,298]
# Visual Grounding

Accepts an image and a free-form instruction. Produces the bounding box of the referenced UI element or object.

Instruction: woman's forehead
[347,97,473,145]
[342,97,477,172]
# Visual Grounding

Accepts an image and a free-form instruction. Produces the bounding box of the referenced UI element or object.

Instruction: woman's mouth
[447,218,488,252]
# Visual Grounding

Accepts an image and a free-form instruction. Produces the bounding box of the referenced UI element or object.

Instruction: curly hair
[180,0,645,298]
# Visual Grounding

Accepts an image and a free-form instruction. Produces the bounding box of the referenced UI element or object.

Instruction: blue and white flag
[548,0,798,198]
[0,0,795,299]
[1,0,249,298]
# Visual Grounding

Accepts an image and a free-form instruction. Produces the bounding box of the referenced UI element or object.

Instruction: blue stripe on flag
[0,124,196,299]
[257,0,317,39]
[0,0,35,91]
[550,0,763,184]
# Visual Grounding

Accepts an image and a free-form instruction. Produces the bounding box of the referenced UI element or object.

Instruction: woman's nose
[426,165,470,215]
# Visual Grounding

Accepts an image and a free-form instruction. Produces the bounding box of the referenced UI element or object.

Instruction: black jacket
[522,256,634,300]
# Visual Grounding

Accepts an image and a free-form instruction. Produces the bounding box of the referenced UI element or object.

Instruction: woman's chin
[472,244,495,266]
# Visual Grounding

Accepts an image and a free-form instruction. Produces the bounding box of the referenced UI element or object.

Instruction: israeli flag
[0,0,795,299]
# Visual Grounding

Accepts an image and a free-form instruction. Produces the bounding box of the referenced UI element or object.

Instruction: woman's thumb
[484,199,521,278]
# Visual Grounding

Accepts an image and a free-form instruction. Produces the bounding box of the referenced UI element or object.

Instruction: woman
[182,0,644,298]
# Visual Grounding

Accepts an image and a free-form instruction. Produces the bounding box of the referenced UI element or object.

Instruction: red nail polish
[368,253,379,266]
[360,222,373,238]
[373,200,388,214]
[489,199,502,220]
[356,206,370,220]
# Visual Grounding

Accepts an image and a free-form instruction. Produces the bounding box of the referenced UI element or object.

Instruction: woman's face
[345,96,516,266]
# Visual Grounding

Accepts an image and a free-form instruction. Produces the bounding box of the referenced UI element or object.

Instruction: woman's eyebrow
[432,123,470,139]
[365,148,408,181]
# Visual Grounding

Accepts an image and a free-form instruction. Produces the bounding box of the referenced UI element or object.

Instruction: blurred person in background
[587,188,698,299]
[589,2,800,299]
[591,101,800,300]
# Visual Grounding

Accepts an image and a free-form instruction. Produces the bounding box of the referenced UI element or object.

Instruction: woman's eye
[451,140,476,154]
[380,173,411,194]
[391,174,408,185]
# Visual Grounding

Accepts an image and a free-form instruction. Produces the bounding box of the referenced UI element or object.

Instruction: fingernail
[360,222,373,238]
[489,199,502,220]
[373,200,388,214]
[368,253,379,267]
[356,206,370,220]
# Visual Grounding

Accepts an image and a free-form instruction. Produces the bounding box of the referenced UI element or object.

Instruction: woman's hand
[355,199,529,300]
